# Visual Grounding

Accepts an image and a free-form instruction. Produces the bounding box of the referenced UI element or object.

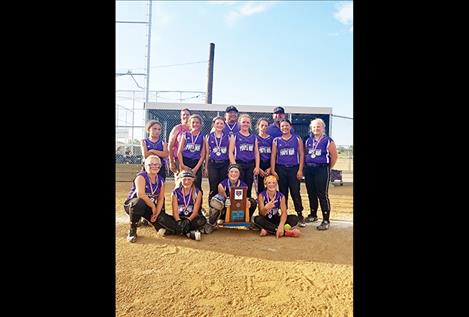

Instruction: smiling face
[239,116,251,132]
[310,119,325,137]
[214,118,225,132]
[273,112,286,123]
[181,109,191,125]
[258,119,269,134]
[228,168,240,182]
[144,156,161,174]
[190,117,201,132]
[265,178,278,192]
[225,111,238,124]
[280,121,291,135]
[182,176,194,188]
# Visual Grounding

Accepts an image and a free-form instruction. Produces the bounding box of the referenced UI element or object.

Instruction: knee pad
[210,194,225,211]
[208,206,221,224]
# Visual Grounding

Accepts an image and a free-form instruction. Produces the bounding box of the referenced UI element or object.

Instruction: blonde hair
[238,113,252,129]
[144,155,161,173]
[189,114,203,127]
[211,116,225,127]
[263,175,278,185]
[310,118,327,135]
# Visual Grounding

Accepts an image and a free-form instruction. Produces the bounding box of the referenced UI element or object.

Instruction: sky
[116,0,353,146]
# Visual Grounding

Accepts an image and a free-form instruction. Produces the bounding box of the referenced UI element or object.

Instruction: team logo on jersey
[239,144,253,151]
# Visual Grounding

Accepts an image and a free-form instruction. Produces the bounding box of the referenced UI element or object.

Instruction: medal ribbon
[182,187,192,211]
[214,132,223,152]
[311,135,323,153]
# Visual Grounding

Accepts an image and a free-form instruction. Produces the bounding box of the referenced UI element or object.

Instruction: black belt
[276,164,299,168]
[209,159,227,164]
[306,163,329,167]
[236,160,255,164]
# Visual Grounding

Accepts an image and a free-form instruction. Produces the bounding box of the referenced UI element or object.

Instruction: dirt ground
[116,179,353,316]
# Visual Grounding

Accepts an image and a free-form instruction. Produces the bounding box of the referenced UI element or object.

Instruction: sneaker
[187,230,202,241]
[127,227,137,243]
[259,229,269,236]
[305,215,318,223]
[298,215,306,227]
[157,228,166,237]
[317,221,330,231]
[216,219,224,225]
[284,228,301,237]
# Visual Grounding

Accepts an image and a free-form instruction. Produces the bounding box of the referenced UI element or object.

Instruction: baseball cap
[225,105,239,113]
[180,170,194,178]
[273,106,285,114]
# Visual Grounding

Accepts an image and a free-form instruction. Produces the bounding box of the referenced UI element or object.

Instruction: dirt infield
[116,179,353,316]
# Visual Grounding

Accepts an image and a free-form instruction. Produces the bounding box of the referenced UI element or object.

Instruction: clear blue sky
[116,1,353,145]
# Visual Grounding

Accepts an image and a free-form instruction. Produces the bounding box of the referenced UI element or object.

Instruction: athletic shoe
[259,229,269,236]
[284,228,301,237]
[298,215,306,227]
[157,228,166,237]
[317,220,330,231]
[187,230,202,241]
[127,227,137,243]
[305,215,318,223]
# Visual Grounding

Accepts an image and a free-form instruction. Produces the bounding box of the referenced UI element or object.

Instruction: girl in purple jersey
[207,164,257,227]
[256,117,273,195]
[140,120,169,181]
[155,170,206,240]
[253,175,300,238]
[178,114,206,191]
[228,114,260,198]
[203,116,229,202]
[270,119,306,227]
[123,155,166,243]
[303,118,338,230]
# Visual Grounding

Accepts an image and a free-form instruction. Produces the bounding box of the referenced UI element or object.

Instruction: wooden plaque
[224,187,250,225]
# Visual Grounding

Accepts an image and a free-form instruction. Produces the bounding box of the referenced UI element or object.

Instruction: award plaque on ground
[224,187,250,227]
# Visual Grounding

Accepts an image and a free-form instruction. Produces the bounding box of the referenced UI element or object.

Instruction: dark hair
[279,119,292,126]
[181,108,191,115]
[256,117,270,130]
[228,163,241,172]
[145,120,161,132]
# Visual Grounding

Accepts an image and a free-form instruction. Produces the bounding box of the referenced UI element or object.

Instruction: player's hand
[265,199,277,210]
[253,167,260,176]
[169,161,177,173]
[296,170,303,181]
[276,226,284,239]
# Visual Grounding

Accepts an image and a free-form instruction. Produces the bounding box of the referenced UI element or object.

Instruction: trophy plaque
[224,187,250,227]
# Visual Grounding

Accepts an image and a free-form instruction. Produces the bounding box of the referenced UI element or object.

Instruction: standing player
[270,119,306,227]
[140,120,169,181]
[204,116,229,202]
[168,108,191,174]
[178,114,206,191]
[256,117,273,195]
[228,114,260,199]
[303,118,338,230]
